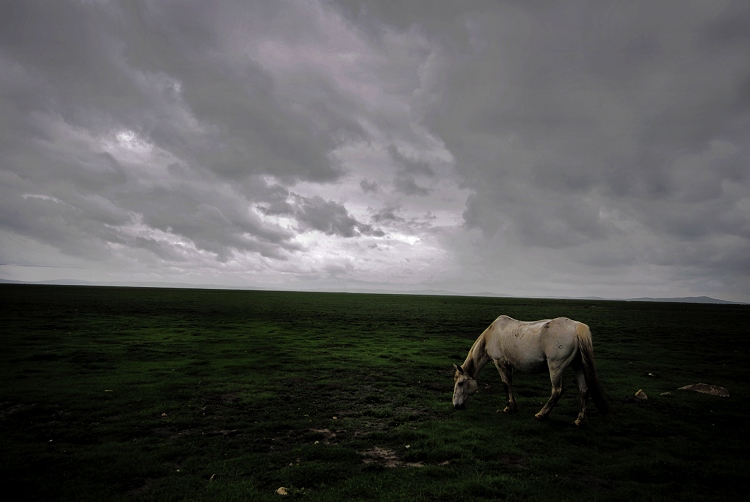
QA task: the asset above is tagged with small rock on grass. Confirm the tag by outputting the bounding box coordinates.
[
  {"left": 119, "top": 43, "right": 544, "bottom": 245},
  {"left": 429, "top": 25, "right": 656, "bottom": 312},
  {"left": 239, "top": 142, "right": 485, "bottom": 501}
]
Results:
[
  {"left": 276, "top": 487, "right": 288, "bottom": 496},
  {"left": 634, "top": 389, "right": 648, "bottom": 401}
]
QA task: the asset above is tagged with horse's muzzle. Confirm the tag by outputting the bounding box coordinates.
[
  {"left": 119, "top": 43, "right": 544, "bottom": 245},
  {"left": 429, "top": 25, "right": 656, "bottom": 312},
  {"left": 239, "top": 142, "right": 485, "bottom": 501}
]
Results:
[{"left": 453, "top": 403, "right": 466, "bottom": 410}]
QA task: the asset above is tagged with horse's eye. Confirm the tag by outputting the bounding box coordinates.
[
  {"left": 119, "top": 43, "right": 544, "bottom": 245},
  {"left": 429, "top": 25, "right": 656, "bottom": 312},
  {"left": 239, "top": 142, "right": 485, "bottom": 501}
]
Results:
[{"left": 458, "top": 381, "right": 464, "bottom": 387}]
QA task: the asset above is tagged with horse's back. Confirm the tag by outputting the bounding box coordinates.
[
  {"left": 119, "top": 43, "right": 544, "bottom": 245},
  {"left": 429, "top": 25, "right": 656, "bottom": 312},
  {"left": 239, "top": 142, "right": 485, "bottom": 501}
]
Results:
[
  {"left": 486, "top": 316, "right": 581, "bottom": 372},
  {"left": 492, "top": 316, "right": 576, "bottom": 336},
  {"left": 541, "top": 317, "right": 580, "bottom": 335}
]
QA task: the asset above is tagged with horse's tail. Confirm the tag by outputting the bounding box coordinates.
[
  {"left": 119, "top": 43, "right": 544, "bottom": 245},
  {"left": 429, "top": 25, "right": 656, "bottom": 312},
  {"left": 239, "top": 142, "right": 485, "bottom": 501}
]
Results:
[{"left": 575, "top": 323, "right": 610, "bottom": 416}]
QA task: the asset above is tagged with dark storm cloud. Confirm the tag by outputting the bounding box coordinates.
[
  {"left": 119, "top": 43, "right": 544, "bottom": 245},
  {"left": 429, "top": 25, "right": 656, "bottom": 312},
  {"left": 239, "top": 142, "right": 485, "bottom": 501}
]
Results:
[
  {"left": 260, "top": 193, "right": 385, "bottom": 238},
  {"left": 0, "top": 1, "right": 362, "bottom": 183},
  {"left": 0, "top": 0, "right": 370, "bottom": 265},
  {"left": 371, "top": 206, "right": 405, "bottom": 224},
  {"left": 388, "top": 144, "right": 433, "bottom": 196},
  {"left": 331, "top": 0, "right": 750, "bottom": 299},
  {"left": 388, "top": 145, "right": 434, "bottom": 177},
  {"left": 419, "top": 2, "right": 749, "bottom": 279},
  {"left": 0, "top": 191, "right": 119, "bottom": 261},
  {"left": 393, "top": 175, "right": 431, "bottom": 196},
  {"left": 360, "top": 179, "right": 379, "bottom": 194},
  {"left": 294, "top": 195, "right": 383, "bottom": 237},
  {"left": 128, "top": 184, "right": 301, "bottom": 261}
]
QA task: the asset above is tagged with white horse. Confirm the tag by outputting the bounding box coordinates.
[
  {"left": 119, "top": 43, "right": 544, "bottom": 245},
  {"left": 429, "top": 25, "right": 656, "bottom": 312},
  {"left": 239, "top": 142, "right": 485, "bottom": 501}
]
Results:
[{"left": 452, "top": 315, "right": 608, "bottom": 426}]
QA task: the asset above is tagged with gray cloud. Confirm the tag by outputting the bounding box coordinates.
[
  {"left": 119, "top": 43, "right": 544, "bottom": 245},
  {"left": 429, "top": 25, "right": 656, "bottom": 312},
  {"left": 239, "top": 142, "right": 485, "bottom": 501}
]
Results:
[
  {"left": 295, "top": 195, "right": 380, "bottom": 237},
  {"left": 262, "top": 194, "right": 385, "bottom": 238},
  {"left": 414, "top": 1, "right": 750, "bottom": 296},
  {"left": 371, "top": 206, "right": 405, "bottom": 224},
  {"left": 388, "top": 144, "right": 433, "bottom": 196},
  {"left": 0, "top": 0, "right": 370, "bottom": 267},
  {"left": 388, "top": 145, "right": 434, "bottom": 177},
  {"left": 1, "top": 0, "right": 748, "bottom": 301},
  {"left": 393, "top": 175, "right": 431, "bottom": 196},
  {"left": 360, "top": 179, "right": 379, "bottom": 194}
]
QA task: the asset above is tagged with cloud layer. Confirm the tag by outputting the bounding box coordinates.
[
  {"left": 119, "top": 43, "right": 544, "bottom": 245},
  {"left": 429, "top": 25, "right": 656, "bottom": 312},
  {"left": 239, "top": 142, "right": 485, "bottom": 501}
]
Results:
[{"left": 1, "top": 0, "right": 748, "bottom": 301}]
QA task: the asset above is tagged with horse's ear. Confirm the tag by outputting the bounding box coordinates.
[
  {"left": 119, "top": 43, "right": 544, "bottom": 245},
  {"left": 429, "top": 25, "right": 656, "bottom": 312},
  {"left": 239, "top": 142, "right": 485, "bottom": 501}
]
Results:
[{"left": 453, "top": 364, "right": 464, "bottom": 374}]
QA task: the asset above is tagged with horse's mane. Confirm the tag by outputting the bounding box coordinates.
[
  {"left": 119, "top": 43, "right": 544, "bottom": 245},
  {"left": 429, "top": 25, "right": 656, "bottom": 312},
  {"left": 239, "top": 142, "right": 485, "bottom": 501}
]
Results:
[{"left": 463, "top": 329, "right": 488, "bottom": 378}]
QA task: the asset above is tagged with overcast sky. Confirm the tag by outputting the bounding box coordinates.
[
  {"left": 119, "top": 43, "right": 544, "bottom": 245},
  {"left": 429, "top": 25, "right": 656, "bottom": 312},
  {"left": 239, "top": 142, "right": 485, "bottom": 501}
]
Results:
[{"left": 1, "top": 0, "right": 749, "bottom": 301}]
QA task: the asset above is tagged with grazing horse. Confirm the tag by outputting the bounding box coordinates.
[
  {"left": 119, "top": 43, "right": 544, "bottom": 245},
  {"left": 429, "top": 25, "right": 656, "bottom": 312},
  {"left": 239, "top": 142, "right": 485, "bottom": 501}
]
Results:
[{"left": 452, "top": 315, "right": 608, "bottom": 426}]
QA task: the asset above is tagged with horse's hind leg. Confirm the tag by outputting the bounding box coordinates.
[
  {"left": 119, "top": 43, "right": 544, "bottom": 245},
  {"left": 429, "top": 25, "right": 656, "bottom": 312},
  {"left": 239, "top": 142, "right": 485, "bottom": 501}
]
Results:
[
  {"left": 574, "top": 365, "right": 589, "bottom": 427},
  {"left": 535, "top": 367, "right": 563, "bottom": 421},
  {"left": 493, "top": 361, "right": 517, "bottom": 413}
]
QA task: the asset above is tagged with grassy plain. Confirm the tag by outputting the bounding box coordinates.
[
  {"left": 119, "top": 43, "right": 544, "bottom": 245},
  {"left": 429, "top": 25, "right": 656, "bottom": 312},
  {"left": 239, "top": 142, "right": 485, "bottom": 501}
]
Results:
[{"left": 1, "top": 284, "right": 749, "bottom": 501}]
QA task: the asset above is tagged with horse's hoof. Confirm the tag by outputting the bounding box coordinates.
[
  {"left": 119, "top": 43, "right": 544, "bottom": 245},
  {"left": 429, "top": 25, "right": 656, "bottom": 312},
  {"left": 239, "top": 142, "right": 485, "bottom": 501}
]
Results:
[
  {"left": 502, "top": 406, "right": 517, "bottom": 414},
  {"left": 534, "top": 412, "right": 548, "bottom": 421},
  {"left": 574, "top": 418, "right": 586, "bottom": 427}
]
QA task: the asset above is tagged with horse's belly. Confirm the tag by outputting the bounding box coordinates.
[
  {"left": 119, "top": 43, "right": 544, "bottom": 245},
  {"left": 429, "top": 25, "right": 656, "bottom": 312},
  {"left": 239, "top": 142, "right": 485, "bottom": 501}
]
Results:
[
  {"left": 497, "top": 352, "right": 547, "bottom": 373},
  {"left": 490, "top": 341, "right": 548, "bottom": 373},
  {"left": 513, "top": 358, "right": 548, "bottom": 374}
]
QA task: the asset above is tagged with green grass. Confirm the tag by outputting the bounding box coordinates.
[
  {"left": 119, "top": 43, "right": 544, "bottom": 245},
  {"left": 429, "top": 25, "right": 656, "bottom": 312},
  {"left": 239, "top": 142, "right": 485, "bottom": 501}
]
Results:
[{"left": 1, "top": 284, "right": 749, "bottom": 501}]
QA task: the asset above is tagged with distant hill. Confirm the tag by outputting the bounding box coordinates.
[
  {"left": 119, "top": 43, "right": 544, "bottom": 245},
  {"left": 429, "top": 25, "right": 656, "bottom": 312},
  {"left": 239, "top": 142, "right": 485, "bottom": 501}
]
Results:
[
  {"left": 0, "top": 280, "right": 744, "bottom": 304},
  {"left": 624, "top": 296, "right": 742, "bottom": 304}
]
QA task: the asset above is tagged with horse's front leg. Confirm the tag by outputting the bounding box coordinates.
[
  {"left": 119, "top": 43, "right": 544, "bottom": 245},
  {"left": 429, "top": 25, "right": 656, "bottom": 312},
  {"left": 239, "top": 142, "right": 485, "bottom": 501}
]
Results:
[
  {"left": 493, "top": 361, "right": 517, "bottom": 413},
  {"left": 535, "top": 366, "right": 564, "bottom": 420}
]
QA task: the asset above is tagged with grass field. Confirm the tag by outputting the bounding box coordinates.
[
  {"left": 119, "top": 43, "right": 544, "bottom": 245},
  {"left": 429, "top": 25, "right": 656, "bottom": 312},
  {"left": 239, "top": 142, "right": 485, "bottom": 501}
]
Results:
[{"left": 1, "top": 284, "right": 749, "bottom": 501}]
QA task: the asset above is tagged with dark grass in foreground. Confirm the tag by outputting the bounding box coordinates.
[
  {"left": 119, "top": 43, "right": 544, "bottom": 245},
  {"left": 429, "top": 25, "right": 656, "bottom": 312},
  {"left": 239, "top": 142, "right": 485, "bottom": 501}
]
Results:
[{"left": 1, "top": 284, "right": 749, "bottom": 501}]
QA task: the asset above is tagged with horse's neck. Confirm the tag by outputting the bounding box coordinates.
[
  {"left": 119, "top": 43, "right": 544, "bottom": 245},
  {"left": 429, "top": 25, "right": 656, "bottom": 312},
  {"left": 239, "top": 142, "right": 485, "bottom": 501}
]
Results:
[{"left": 463, "top": 333, "right": 490, "bottom": 379}]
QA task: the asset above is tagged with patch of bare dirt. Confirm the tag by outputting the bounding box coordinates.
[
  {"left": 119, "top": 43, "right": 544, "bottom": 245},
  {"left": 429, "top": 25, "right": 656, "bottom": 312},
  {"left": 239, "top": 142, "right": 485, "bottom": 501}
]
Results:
[
  {"left": 0, "top": 401, "right": 37, "bottom": 419},
  {"left": 678, "top": 383, "right": 729, "bottom": 397},
  {"left": 151, "top": 427, "right": 240, "bottom": 439},
  {"left": 309, "top": 428, "right": 337, "bottom": 443},
  {"left": 360, "top": 446, "right": 423, "bottom": 468},
  {"left": 202, "top": 429, "right": 240, "bottom": 437}
]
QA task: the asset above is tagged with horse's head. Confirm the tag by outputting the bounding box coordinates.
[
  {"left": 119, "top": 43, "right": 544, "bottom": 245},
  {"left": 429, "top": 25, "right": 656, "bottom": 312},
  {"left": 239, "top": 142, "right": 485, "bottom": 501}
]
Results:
[{"left": 452, "top": 363, "right": 478, "bottom": 410}]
